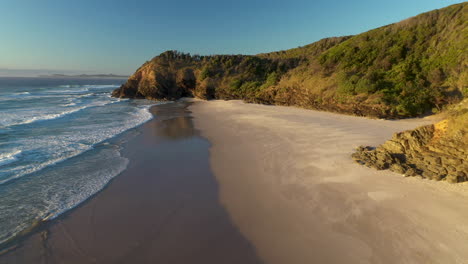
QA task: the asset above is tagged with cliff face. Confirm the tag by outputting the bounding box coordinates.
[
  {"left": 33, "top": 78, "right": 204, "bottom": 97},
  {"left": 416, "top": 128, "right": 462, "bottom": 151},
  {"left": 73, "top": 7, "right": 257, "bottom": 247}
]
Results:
[
  {"left": 352, "top": 100, "right": 468, "bottom": 182},
  {"left": 113, "top": 51, "right": 302, "bottom": 102},
  {"left": 112, "top": 55, "right": 197, "bottom": 100},
  {"left": 114, "top": 3, "right": 467, "bottom": 119}
]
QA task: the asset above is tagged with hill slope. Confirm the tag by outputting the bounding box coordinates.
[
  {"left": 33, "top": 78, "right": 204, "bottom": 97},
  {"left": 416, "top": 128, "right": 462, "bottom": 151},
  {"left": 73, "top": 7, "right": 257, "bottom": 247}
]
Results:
[{"left": 113, "top": 3, "right": 467, "bottom": 118}]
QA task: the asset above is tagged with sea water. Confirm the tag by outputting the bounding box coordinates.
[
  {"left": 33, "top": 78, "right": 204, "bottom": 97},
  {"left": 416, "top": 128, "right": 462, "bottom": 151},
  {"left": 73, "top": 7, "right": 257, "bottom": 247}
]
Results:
[{"left": 0, "top": 77, "right": 155, "bottom": 245}]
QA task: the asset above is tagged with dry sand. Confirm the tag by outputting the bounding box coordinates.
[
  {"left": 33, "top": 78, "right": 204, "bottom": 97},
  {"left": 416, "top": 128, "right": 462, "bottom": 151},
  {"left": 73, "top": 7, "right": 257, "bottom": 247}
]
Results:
[{"left": 191, "top": 100, "right": 468, "bottom": 264}]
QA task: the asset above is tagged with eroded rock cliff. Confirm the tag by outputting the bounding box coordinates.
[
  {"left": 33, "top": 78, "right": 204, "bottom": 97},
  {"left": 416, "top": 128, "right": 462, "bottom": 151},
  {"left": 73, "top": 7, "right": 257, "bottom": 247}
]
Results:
[{"left": 352, "top": 101, "right": 468, "bottom": 182}]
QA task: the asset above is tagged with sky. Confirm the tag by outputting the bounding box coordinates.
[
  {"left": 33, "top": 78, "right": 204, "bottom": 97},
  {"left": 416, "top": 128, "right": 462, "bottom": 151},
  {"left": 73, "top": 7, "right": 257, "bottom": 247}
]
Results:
[{"left": 0, "top": 0, "right": 464, "bottom": 76}]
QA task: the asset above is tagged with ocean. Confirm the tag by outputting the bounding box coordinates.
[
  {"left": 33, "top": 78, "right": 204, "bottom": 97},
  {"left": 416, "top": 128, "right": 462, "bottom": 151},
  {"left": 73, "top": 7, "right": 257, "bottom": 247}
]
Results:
[{"left": 0, "top": 77, "right": 156, "bottom": 246}]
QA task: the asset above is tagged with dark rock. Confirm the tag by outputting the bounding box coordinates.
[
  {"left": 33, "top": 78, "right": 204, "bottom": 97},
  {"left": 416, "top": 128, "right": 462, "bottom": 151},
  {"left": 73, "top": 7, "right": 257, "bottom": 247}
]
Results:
[{"left": 352, "top": 108, "right": 467, "bottom": 183}]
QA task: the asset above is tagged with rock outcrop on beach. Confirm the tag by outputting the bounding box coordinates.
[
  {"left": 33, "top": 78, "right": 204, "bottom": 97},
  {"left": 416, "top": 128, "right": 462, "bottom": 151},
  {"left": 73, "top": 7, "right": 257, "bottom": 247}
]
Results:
[
  {"left": 114, "top": 3, "right": 467, "bottom": 119},
  {"left": 352, "top": 100, "right": 468, "bottom": 182}
]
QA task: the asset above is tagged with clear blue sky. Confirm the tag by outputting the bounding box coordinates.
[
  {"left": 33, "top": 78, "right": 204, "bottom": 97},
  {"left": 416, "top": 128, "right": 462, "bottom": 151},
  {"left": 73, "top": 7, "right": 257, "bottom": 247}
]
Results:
[{"left": 0, "top": 0, "right": 464, "bottom": 76}]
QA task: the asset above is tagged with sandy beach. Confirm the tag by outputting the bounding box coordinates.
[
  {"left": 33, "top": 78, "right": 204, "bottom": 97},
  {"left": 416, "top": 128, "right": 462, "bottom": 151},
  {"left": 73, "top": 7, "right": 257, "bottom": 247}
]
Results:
[{"left": 191, "top": 100, "right": 468, "bottom": 264}]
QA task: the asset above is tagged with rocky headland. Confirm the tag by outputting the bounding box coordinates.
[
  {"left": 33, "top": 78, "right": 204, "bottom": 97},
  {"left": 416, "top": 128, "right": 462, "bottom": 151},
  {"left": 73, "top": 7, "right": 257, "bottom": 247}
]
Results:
[
  {"left": 113, "top": 3, "right": 467, "bottom": 182},
  {"left": 113, "top": 3, "right": 466, "bottom": 119}
]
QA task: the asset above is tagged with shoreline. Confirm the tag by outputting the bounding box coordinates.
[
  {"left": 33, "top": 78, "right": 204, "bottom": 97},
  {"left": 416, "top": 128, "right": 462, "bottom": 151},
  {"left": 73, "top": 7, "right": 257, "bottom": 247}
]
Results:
[
  {"left": 0, "top": 103, "right": 150, "bottom": 250},
  {"left": 2, "top": 99, "right": 467, "bottom": 263},
  {"left": 0, "top": 101, "right": 262, "bottom": 264}
]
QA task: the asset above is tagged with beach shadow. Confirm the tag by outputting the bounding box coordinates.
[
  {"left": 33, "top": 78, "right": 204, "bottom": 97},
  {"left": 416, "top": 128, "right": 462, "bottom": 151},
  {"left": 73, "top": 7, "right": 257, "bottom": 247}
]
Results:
[{"left": 0, "top": 101, "right": 263, "bottom": 264}]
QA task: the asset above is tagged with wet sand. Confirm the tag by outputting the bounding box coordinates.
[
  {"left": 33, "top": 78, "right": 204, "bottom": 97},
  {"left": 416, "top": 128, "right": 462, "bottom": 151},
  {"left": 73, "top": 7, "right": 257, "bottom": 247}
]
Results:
[
  {"left": 191, "top": 100, "right": 468, "bottom": 264},
  {"left": 0, "top": 101, "right": 262, "bottom": 264}
]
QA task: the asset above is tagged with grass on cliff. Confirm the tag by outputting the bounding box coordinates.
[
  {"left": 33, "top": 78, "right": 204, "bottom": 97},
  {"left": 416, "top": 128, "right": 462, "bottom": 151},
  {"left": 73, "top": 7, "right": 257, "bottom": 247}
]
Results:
[
  {"left": 234, "top": 3, "right": 467, "bottom": 117},
  {"left": 120, "top": 3, "right": 467, "bottom": 119},
  {"left": 317, "top": 3, "right": 467, "bottom": 116}
]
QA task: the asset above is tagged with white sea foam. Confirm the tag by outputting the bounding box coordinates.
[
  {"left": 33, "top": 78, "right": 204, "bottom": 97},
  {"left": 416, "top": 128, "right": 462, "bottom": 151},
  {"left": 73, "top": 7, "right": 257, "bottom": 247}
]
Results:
[
  {"left": 0, "top": 107, "right": 87, "bottom": 128},
  {"left": 58, "top": 84, "right": 119, "bottom": 89},
  {"left": 0, "top": 150, "right": 22, "bottom": 167},
  {"left": 5, "top": 92, "right": 31, "bottom": 96},
  {"left": 0, "top": 146, "right": 130, "bottom": 245},
  {"left": 0, "top": 94, "right": 70, "bottom": 102},
  {"left": 77, "top": 93, "right": 95, "bottom": 98},
  {"left": 0, "top": 103, "right": 151, "bottom": 243},
  {"left": 0, "top": 91, "right": 32, "bottom": 100},
  {"left": 84, "top": 84, "right": 120, "bottom": 89},
  {"left": 0, "top": 155, "right": 77, "bottom": 185},
  {"left": 49, "top": 151, "right": 129, "bottom": 219},
  {"left": 0, "top": 104, "right": 154, "bottom": 185},
  {"left": 0, "top": 95, "right": 120, "bottom": 128},
  {"left": 32, "top": 85, "right": 118, "bottom": 97},
  {"left": 46, "top": 88, "right": 90, "bottom": 93}
]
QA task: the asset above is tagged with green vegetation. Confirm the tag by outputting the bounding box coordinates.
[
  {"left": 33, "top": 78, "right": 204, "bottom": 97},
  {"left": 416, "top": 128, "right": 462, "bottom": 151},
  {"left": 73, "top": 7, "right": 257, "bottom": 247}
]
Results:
[
  {"left": 114, "top": 3, "right": 467, "bottom": 118},
  {"left": 318, "top": 3, "right": 467, "bottom": 116}
]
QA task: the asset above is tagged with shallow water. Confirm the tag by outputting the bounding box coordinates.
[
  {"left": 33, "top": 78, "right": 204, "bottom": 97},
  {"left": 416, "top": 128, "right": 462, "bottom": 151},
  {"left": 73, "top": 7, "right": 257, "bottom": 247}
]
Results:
[{"left": 0, "top": 77, "right": 156, "bottom": 245}]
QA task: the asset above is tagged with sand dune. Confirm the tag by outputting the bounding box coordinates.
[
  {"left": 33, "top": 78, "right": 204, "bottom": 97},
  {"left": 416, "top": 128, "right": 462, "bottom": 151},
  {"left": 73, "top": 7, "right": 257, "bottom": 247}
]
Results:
[{"left": 191, "top": 100, "right": 468, "bottom": 264}]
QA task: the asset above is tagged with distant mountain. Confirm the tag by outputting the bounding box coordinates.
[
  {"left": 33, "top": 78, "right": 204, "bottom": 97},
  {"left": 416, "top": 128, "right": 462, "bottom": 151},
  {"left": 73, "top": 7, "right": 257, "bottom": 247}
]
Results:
[
  {"left": 113, "top": 2, "right": 467, "bottom": 119},
  {"left": 40, "top": 74, "right": 129, "bottom": 79}
]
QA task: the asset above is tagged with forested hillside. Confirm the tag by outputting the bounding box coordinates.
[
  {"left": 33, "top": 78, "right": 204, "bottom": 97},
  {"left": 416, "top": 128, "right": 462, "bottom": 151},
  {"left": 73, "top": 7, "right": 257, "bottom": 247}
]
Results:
[{"left": 113, "top": 3, "right": 467, "bottom": 118}]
